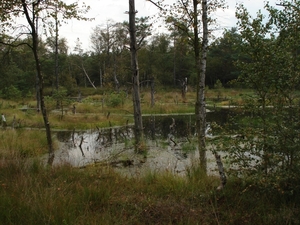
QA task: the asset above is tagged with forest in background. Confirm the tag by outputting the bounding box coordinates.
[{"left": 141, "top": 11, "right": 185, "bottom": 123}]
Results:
[
  {"left": 1, "top": 1, "right": 300, "bottom": 223},
  {"left": 0, "top": 17, "right": 240, "bottom": 99},
  {"left": 1, "top": 0, "right": 299, "bottom": 110}
]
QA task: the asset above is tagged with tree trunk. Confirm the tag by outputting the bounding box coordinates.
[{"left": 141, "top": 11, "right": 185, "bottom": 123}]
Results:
[
  {"left": 215, "top": 153, "right": 227, "bottom": 190},
  {"left": 129, "top": 0, "right": 143, "bottom": 150},
  {"left": 35, "top": 16, "right": 41, "bottom": 113},
  {"left": 150, "top": 77, "right": 155, "bottom": 107},
  {"left": 194, "top": 0, "right": 207, "bottom": 173},
  {"left": 113, "top": 56, "right": 120, "bottom": 93},
  {"left": 22, "top": 0, "right": 54, "bottom": 165},
  {"left": 99, "top": 67, "right": 103, "bottom": 88},
  {"left": 82, "top": 64, "right": 97, "bottom": 89},
  {"left": 36, "top": 73, "right": 41, "bottom": 112},
  {"left": 34, "top": 32, "right": 55, "bottom": 165},
  {"left": 173, "top": 34, "right": 176, "bottom": 87},
  {"left": 55, "top": 6, "right": 59, "bottom": 109},
  {"left": 181, "top": 77, "right": 187, "bottom": 101}
]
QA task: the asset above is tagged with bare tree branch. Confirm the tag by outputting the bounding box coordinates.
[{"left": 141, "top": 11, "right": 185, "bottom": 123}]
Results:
[
  {"left": 146, "top": 0, "right": 163, "bottom": 10},
  {"left": 0, "top": 40, "right": 31, "bottom": 50},
  {"left": 81, "top": 63, "right": 97, "bottom": 89}
]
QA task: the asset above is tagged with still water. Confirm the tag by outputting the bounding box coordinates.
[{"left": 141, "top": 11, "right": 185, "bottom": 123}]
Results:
[{"left": 48, "top": 109, "right": 231, "bottom": 176}]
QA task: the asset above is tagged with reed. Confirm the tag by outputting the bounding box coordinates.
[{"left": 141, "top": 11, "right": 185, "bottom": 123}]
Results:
[{"left": 0, "top": 129, "right": 48, "bottom": 158}]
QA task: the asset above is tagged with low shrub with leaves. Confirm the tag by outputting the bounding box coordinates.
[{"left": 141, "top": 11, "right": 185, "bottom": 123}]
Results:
[
  {"left": 106, "top": 92, "right": 126, "bottom": 108},
  {"left": 1, "top": 85, "right": 22, "bottom": 100}
]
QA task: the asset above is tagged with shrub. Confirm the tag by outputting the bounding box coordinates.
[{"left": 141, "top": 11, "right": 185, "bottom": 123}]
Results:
[
  {"left": 1, "top": 85, "right": 22, "bottom": 100},
  {"left": 106, "top": 92, "right": 125, "bottom": 108},
  {"left": 214, "top": 79, "right": 223, "bottom": 89}
]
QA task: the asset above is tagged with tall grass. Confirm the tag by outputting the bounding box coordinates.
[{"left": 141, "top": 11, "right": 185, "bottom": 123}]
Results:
[
  {"left": 0, "top": 157, "right": 218, "bottom": 225},
  {"left": 0, "top": 89, "right": 299, "bottom": 224},
  {"left": 1, "top": 157, "right": 298, "bottom": 225},
  {"left": 0, "top": 129, "right": 49, "bottom": 158},
  {"left": 0, "top": 88, "right": 252, "bottom": 131}
]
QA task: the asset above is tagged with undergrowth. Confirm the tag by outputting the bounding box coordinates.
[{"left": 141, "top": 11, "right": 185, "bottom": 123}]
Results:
[
  {"left": 0, "top": 89, "right": 299, "bottom": 224},
  {"left": 0, "top": 88, "right": 245, "bottom": 130},
  {"left": 0, "top": 158, "right": 299, "bottom": 224}
]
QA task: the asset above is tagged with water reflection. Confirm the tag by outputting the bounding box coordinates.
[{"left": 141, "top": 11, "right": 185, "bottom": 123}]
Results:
[{"left": 51, "top": 110, "right": 230, "bottom": 174}]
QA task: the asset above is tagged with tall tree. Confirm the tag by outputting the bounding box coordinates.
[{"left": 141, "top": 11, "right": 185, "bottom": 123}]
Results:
[
  {"left": 207, "top": 28, "right": 242, "bottom": 87},
  {"left": 140, "top": 33, "right": 174, "bottom": 87},
  {"left": 90, "top": 17, "right": 151, "bottom": 89},
  {"left": 0, "top": 36, "right": 35, "bottom": 95},
  {"left": 129, "top": 0, "right": 144, "bottom": 150},
  {"left": 54, "top": 4, "right": 59, "bottom": 102},
  {"left": 159, "top": 0, "right": 225, "bottom": 173},
  {"left": 196, "top": 0, "right": 208, "bottom": 173},
  {"left": 90, "top": 20, "right": 116, "bottom": 87},
  {"left": 0, "top": 0, "right": 90, "bottom": 164}
]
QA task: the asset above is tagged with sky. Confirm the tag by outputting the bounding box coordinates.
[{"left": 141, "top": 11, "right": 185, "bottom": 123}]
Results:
[{"left": 59, "top": 0, "right": 279, "bottom": 52}]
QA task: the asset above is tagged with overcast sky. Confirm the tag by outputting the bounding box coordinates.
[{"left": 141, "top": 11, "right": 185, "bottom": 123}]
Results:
[{"left": 59, "top": 0, "right": 279, "bottom": 52}]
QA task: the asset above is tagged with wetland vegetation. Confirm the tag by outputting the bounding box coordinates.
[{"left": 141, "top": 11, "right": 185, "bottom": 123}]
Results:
[
  {"left": 1, "top": 88, "right": 299, "bottom": 224},
  {"left": 1, "top": 0, "right": 300, "bottom": 223}
]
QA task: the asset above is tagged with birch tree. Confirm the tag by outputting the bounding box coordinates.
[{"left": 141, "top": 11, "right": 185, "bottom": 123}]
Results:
[
  {"left": 129, "top": 0, "right": 144, "bottom": 150},
  {"left": 155, "top": 0, "right": 225, "bottom": 173},
  {"left": 197, "top": 0, "right": 208, "bottom": 173}
]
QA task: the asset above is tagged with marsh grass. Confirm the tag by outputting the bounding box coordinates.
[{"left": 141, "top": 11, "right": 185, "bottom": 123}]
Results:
[
  {"left": 1, "top": 155, "right": 297, "bottom": 225},
  {"left": 0, "top": 89, "right": 300, "bottom": 224},
  {"left": 1, "top": 88, "right": 250, "bottom": 131},
  {"left": 0, "top": 135, "right": 298, "bottom": 225},
  {"left": 0, "top": 129, "right": 49, "bottom": 158}
]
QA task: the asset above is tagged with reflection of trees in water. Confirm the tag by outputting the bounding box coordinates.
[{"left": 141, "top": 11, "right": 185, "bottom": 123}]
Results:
[
  {"left": 52, "top": 110, "right": 233, "bottom": 176},
  {"left": 143, "top": 115, "right": 194, "bottom": 140},
  {"left": 56, "top": 125, "right": 135, "bottom": 149},
  {"left": 56, "top": 131, "right": 73, "bottom": 142},
  {"left": 143, "top": 110, "right": 231, "bottom": 140},
  {"left": 56, "top": 110, "right": 231, "bottom": 146}
]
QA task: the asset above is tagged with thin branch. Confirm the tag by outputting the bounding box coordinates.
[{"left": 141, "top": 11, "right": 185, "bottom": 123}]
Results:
[
  {"left": 276, "top": 3, "right": 288, "bottom": 7},
  {"left": 0, "top": 40, "right": 32, "bottom": 50},
  {"left": 146, "top": 0, "right": 163, "bottom": 10},
  {"left": 137, "top": 36, "right": 145, "bottom": 49},
  {"left": 179, "top": 0, "right": 194, "bottom": 24}
]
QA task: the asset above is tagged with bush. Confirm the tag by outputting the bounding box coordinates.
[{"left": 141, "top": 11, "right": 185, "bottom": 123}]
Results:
[
  {"left": 1, "top": 85, "right": 22, "bottom": 100},
  {"left": 214, "top": 79, "right": 223, "bottom": 89},
  {"left": 106, "top": 92, "right": 126, "bottom": 108}
]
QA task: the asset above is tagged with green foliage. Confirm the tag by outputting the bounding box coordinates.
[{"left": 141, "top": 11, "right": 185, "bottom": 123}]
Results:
[
  {"left": 213, "top": 1, "right": 300, "bottom": 197},
  {"left": 181, "top": 141, "right": 196, "bottom": 154},
  {"left": 0, "top": 19, "right": 244, "bottom": 93},
  {"left": 52, "top": 88, "right": 68, "bottom": 101},
  {"left": 214, "top": 79, "right": 223, "bottom": 89},
  {"left": 1, "top": 85, "right": 21, "bottom": 100},
  {"left": 44, "top": 96, "right": 56, "bottom": 111},
  {"left": 207, "top": 28, "right": 242, "bottom": 87},
  {"left": 106, "top": 92, "right": 126, "bottom": 108}
]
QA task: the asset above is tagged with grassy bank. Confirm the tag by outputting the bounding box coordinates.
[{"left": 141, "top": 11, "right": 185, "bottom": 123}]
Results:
[
  {"left": 0, "top": 88, "right": 248, "bottom": 130},
  {"left": 0, "top": 158, "right": 298, "bottom": 225},
  {"left": 0, "top": 128, "right": 298, "bottom": 224},
  {"left": 1, "top": 88, "right": 299, "bottom": 224}
]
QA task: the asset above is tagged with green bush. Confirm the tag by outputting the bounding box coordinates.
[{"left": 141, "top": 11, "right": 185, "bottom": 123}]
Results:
[
  {"left": 106, "top": 92, "right": 125, "bottom": 108},
  {"left": 214, "top": 79, "right": 223, "bottom": 89},
  {"left": 1, "top": 85, "right": 22, "bottom": 100}
]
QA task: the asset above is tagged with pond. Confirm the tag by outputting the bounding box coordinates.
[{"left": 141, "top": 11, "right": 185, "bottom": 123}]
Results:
[{"left": 47, "top": 109, "right": 231, "bottom": 176}]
